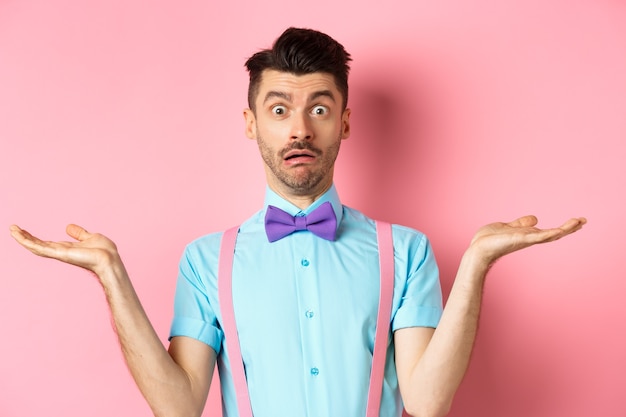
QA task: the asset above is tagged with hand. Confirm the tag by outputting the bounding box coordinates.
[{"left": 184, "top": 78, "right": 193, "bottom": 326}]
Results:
[
  {"left": 468, "top": 215, "right": 587, "bottom": 266},
  {"left": 9, "top": 224, "right": 122, "bottom": 278}
]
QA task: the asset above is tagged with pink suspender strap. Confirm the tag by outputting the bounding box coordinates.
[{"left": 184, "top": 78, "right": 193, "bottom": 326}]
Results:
[
  {"left": 218, "top": 226, "right": 253, "bottom": 417},
  {"left": 366, "top": 220, "right": 395, "bottom": 417},
  {"left": 218, "top": 221, "right": 395, "bottom": 417}
]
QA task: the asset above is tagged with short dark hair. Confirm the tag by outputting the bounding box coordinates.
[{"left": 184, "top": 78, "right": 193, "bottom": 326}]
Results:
[{"left": 245, "top": 27, "right": 352, "bottom": 112}]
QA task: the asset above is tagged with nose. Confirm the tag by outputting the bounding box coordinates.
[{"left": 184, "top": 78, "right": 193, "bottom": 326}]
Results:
[{"left": 290, "top": 111, "right": 313, "bottom": 141}]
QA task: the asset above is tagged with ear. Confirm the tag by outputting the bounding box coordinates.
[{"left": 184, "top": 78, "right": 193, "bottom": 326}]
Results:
[
  {"left": 341, "top": 108, "right": 351, "bottom": 140},
  {"left": 243, "top": 108, "right": 257, "bottom": 140}
]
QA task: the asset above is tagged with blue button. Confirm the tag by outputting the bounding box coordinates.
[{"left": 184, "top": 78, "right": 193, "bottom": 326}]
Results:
[
  {"left": 305, "top": 310, "right": 314, "bottom": 319},
  {"left": 310, "top": 367, "right": 319, "bottom": 376},
  {"left": 301, "top": 259, "right": 310, "bottom": 267}
]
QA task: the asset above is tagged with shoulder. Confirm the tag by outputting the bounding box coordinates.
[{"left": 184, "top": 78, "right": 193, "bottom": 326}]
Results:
[
  {"left": 391, "top": 223, "right": 429, "bottom": 248},
  {"left": 185, "top": 231, "right": 223, "bottom": 252},
  {"left": 179, "top": 232, "right": 224, "bottom": 275},
  {"left": 182, "top": 209, "right": 265, "bottom": 260},
  {"left": 342, "top": 205, "right": 429, "bottom": 247}
]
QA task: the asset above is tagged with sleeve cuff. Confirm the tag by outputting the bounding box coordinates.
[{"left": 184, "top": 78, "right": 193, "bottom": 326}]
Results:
[
  {"left": 169, "top": 316, "right": 223, "bottom": 354},
  {"left": 392, "top": 304, "right": 442, "bottom": 331}
]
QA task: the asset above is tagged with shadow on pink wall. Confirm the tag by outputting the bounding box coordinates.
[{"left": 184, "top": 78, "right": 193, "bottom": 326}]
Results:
[{"left": 337, "top": 55, "right": 594, "bottom": 416}]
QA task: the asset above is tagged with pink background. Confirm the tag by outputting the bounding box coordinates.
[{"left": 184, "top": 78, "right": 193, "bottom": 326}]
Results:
[{"left": 1, "top": 1, "right": 624, "bottom": 416}]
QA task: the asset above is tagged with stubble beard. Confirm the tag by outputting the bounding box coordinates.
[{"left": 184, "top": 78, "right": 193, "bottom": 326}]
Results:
[{"left": 257, "top": 133, "right": 342, "bottom": 196}]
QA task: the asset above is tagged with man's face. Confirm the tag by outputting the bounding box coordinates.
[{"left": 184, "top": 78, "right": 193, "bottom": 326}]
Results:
[{"left": 244, "top": 70, "right": 351, "bottom": 199}]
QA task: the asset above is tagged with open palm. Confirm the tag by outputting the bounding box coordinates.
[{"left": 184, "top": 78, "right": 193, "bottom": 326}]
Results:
[
  {"left": 9, "top": 224, "right": 120, "bottom": 277},
  {"left": 470, "top": 215, "right": 587, "bottom": 265}
]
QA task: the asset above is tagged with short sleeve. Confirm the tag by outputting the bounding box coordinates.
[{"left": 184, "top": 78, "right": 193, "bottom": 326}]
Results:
[
  {"left": 392, "top": 231, "right": 443, "bottom": 331},
  {"left": 169, "top": 237, "right": 224, "bottom": 354}
]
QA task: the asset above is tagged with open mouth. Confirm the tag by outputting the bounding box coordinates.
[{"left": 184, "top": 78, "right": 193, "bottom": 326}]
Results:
[{"left": 284, "top": 150, "right": 316, "bottom": 162}]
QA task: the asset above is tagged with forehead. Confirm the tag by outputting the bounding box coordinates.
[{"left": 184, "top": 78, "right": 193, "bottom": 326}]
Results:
[{"left": 256, "top": 70, "right": 341, "bottom": 103}]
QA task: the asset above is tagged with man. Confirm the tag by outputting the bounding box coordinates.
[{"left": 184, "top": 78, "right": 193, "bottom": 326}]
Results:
[{"left": 10, "top": 27, "right": 585, "bottom": 417}]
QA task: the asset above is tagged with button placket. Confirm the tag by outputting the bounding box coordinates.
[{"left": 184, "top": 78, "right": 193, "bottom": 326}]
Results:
[{"left": 292, "top": 235, "right": 323, "bottom": 390}]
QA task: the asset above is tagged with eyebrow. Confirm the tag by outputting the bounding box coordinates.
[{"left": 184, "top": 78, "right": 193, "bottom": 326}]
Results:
[
  {"left": 263, "top": 91, "right": 291, "bottom": 105},
  {"left": 262, "top": 89, "right": 337, "bottom": 105},
  {"left": 310, "top": 90, "right": 336, "bottom": 103}
]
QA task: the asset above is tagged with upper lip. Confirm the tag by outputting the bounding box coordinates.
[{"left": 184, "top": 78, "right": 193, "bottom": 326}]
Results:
[{"left": 283, "top": 149, "right": 316, "bottom": 160}]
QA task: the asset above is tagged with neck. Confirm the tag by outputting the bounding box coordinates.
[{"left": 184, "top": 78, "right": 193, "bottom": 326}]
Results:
[{"left": 269, "top": 182, "right": 333, "bottom": 210}]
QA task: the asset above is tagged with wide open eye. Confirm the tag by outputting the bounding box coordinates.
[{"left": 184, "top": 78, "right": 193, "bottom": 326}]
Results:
[
  {"left": 311, "top": 105, "right": 329, "bottom": 116},
  {"left": 272, "top": 105, "right": 287, "bottom": 116}
]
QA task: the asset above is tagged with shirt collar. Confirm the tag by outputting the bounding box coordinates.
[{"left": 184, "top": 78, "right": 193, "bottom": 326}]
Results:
[{"left": 263, "top": 184, "right": 344, "bottom": 226}]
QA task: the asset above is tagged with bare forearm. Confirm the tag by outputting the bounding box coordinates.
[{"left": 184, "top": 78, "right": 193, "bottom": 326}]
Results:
[
  {"left": 403, "top": 248, "right": 489, "bottom": 417},
  {"left": 98, "top": 260, "right": 204, "bottom": 417},
  {"left": 9, "top": 225, "right": 210, "bottom": 417},
  {"left": 400, "top": 216, "right": 586, "bottom": 416}
]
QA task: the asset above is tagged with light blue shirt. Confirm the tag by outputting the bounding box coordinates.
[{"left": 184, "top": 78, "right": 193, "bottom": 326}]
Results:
[{"left": 170, "top": 185, "right": 443, "bottom": 417}]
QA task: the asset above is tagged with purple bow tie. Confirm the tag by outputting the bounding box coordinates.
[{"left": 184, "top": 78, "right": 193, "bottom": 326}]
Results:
[{"left": 265, "top": 201, "right": 337, "bottom": 243}]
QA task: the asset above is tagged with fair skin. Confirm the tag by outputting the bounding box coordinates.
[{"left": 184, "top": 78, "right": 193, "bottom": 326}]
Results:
[
  {"left": 9, "top": 69, "right": 586, "bottom": 417},
  {"left": 243, "top": 70, "right": 351, "bottom": 208}
]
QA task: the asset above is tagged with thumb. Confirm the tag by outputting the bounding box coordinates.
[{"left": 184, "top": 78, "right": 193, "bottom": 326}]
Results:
[
  {"left": 66, "top": 224, "right": 91, "bottom": 241},
  {"left": 507, "top": 215, "right": 539, "bottom": 228}
]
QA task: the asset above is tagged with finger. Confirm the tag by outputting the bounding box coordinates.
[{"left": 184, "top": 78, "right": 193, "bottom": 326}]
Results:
[
  {"left": 66, "top": 224, "right": 91, "bottom": 241},
  {"left": 10, "top": 225, "right": 42, "bottom": 247},
  {"left": 529, "top": 217, "right": 587, "bottom": 244},
  {"left": 529, "top": 228, "right": 568, "bottom": 243},
  {"left": 557, "top": 217, "right": 587, "bottom": 235},
  {"left": 9, "top": 225, "right": 59, "bottom": 256},
  {"left": 9, "top": 224, "right": 22, "bottom": 237}
]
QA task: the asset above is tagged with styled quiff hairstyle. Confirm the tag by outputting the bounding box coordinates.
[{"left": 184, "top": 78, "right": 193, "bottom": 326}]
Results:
[{"left": 245, "top": 27, "right": 352, "bottom": 112}]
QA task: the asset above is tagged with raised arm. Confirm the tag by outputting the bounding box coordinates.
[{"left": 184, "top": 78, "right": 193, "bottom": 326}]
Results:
[
  {"left": 394, "top": 215, "right": 586, "bottom": 417},
  {"left": 9, "top": 224, "right": 215, "bottom": 417}
]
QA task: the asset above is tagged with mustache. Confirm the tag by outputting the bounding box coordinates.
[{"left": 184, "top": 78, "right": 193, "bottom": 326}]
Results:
[{"left": 280, "top": 141, "right": 322, "bottom": 157}]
